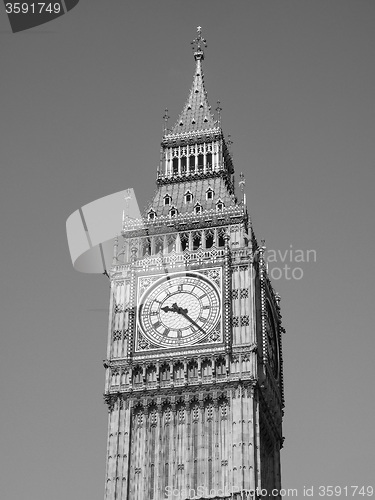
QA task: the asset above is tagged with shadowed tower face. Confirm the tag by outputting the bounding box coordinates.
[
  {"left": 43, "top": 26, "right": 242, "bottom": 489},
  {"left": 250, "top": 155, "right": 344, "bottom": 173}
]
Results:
[{"left": 103, "top": 27, "right": 285, "bottom": 500}]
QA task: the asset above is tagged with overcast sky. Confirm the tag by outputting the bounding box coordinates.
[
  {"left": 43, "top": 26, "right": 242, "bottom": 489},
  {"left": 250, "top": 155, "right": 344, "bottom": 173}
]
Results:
[{"left": 1, "top": 1, "right": 374, "bottom": 499}]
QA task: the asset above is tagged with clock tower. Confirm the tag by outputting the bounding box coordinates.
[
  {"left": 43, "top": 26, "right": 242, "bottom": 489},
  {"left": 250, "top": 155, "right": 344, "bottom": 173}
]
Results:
[{"left": 103, "top": 28, "right": 285, "bottom": 500}]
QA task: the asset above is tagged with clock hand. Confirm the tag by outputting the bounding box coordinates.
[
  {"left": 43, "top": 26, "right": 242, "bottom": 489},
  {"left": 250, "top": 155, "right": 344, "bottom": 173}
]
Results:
[
  {"left": 178, "top": 309, "right": 206, "bottom": 334},
  {"left": 161, "top": 305, "right": 174, "bottom": 313},
  {"left": 161, "top": 303, "right": 188, "bottom": 314},
  {"left": 170, "top": 303, "right": 188, "bottom": 315}
]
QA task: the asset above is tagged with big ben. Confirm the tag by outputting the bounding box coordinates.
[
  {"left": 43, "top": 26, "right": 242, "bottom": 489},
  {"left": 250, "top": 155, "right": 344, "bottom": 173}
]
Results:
[{"left": 103, "top": 27, "right": 285, "bottom": 500}]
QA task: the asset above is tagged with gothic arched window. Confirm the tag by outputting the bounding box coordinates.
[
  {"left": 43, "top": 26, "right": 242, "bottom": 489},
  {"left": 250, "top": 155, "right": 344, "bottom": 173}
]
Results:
[
  {"left": 184, "top": 191, "right": 193, "bottom": 203},
  {"left": 164, "top": 194, "right": 172, "bottom": 206},
  {"left": 206, "top": 188, "right": 214, "bottom": 200},
  {"left": 216, "top": 358, "right": 226, "bottom": 378},
  {"left": 205, "top": 229, "right": 214, "bottom": 249},
  {"left": 142, "top": 238, "right": 151, "bottom": 256},
  {"left": 202, "top": 359, "right": 212, "bottom": 377},
  {"left": 148, "top": 209, "right": 156, "bottom": 221},
  {"left": 181, "top": 156, "right": 187, "bottom": 173},
  {"left": 160, "top": 364, "right": 170, "bottom": 383},
  {"left": 172, "top": 157, "right": 178, "bottom": 175},
  {"left": 197, "top": 154, "right": 204, "bottom": 171},
  {"left": 169, "top": 207, "right": 178, "bottom": 218},
  {"left": 218, "top": 229, "right": 226, "bottom": 247},
  {"left": 189, "top": 156, "right": 195, "bottom": 172},
  {"left": 180, "top": 232, "right": 189, "bottom": 251},
  {"left": 154, "top": 236, "right": 163, "bottom": 254},
  {"left": 192, "top": 231, "right": 201, "bottom": 250},
  {"left": 187, "top": 361, "right": 198, "bottom": 381},
  {"left": 133, "top": 366, "right": 143, "bottom": 386},
  {"left": 173, "top": 362, "right": 184, "bottom": 382},
  {"left": 206, "top": 153, "right": 212, "bottom": 169},
  {"left": 216, "top": 199, "right": 225, "bottom": 211},
  {"left": 194, "top": 203, "right": 202, "bottom": 215}
]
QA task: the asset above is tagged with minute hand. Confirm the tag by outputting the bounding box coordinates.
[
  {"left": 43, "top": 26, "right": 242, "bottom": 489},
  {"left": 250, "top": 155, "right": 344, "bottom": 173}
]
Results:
[{"left": 179, "top": 310, "right": 206, "bottom": 334}]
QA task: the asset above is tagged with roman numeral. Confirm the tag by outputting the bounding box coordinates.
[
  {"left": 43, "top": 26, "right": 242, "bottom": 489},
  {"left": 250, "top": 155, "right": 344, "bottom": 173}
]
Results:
[{"left": 153, "top": 321, "right": 161, "bottom": 329}]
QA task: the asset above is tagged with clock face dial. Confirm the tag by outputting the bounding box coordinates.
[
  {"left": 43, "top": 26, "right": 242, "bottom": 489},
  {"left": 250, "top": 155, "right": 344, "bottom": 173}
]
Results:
[
  {"left": 138, "top": 272, "right": 221, "bottom": 348},
  {"left": 266, "top": 301, "right": 279, "bottom": 379}
]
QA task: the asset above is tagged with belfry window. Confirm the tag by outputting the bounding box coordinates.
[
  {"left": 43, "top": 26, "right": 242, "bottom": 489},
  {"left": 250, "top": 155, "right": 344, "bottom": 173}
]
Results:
[
  {"left": 181, "top": 156, "right": 187, "bottom": 173},
  {"left": 206, "top": 188, "right": 214, "bottom": 200},
  {"left": 189, "top": 156, "right": 195, "bottom": 172},
  {"left": 206, "top": 153, "right": 212, "bottom": 169},
  {"left": 169, "top": 207, "right": 178, "bottom": 218},
  {"left": 197, "top": 154, "right": 204, "bottom": 171},
  {"left": 172, "top": 157, "right": 178, "bottom": 175}
]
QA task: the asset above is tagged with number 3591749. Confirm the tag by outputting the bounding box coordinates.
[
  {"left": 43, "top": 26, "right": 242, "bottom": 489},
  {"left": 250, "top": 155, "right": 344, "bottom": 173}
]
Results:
[{"left": 5, "top": 3, "right": 62, "bottom": 14}]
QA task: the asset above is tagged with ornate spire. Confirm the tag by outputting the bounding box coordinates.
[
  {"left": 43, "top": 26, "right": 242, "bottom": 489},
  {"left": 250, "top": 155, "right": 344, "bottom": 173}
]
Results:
[{"left": 166, "top": 27, "right": 217, "bottom": 136}]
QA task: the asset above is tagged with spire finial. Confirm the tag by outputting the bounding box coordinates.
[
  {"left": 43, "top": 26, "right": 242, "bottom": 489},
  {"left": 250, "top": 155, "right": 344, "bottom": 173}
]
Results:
[
  {"left": 227, "top": 134, "right": 233, "bottom": 155},
  {"left": 163, "top": 108, "right": 170, "bottom": 134},
  {"left": 216, "top": 100, "right": 222, "bottom": 126},
  {"left": 191, "top": 26, "right": 207, "bottom": 60},
  {"left": 239, "top": 172, "right": 246, "bottom": 205}
]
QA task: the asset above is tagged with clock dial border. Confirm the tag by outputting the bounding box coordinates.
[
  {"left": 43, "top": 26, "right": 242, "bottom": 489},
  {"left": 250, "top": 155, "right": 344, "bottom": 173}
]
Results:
[{"left": 135, "top": 269, "right": 222, "bottom": 351}]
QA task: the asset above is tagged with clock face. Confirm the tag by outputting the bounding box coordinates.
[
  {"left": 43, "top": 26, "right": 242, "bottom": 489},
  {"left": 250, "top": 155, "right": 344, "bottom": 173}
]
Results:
[
  {"left": 265, "top": 301, "right": 279, "bottom": 379},
  {"left": 138, "top": 271, "right": 221, "bottom": 348}
]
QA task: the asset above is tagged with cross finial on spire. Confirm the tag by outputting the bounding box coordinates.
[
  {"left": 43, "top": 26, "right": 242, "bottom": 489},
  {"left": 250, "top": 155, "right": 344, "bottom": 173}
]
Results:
[{"left": 191, "top": 26, "right": 207, "bottom": 60}]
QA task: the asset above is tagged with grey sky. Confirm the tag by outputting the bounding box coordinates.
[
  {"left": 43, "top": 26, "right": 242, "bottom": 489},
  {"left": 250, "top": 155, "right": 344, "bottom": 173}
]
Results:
[{"left": 1, "top": 1, "right": 374, "bottom": 499}]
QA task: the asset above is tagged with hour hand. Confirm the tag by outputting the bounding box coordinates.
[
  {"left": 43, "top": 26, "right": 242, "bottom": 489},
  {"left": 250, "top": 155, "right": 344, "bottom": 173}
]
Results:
[
  {"left": 161, "top": 305, "right": 173, "bottom": 313},
  {"left": 171, "top": 303, "right": 188, "bottom": 315}
]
